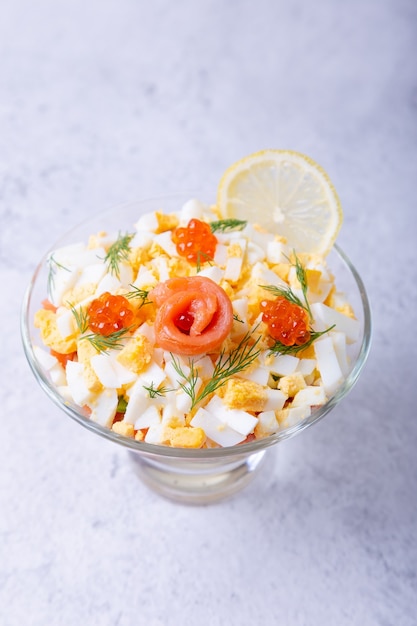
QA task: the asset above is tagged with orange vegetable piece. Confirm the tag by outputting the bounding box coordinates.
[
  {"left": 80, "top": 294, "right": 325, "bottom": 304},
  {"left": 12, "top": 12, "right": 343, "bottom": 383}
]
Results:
[
  {"left": 50, "top": 349, "right": 77, "bottom": 368},
  {"left": 42, "top": 299, "right": 57, "bottom": 313}
]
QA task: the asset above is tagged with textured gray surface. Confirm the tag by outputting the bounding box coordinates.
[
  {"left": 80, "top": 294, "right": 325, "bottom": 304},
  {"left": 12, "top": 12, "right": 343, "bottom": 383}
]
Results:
[{"left": 1, "top": 1, "right": 416, "bottom": 624}]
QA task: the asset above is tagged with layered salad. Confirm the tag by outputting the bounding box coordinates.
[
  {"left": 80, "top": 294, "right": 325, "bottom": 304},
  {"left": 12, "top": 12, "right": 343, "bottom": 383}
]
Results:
[{"left": 33, "top": 195, "right": 360, "bottom": 448}]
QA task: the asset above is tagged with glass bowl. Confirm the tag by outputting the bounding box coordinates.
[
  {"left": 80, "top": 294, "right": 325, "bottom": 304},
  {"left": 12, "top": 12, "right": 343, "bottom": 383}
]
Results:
[{"left": 21, "top": 194, "right": 372, "bottom": 504}]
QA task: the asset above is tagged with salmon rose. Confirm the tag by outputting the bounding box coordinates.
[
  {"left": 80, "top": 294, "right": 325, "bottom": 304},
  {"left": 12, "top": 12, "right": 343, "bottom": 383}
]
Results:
[{"left": 150, "top": 276, "right": 233, "bottom": 356}]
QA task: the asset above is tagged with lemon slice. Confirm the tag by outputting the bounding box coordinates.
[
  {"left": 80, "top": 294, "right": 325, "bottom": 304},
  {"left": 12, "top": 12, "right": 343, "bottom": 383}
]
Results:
[{"left": 217, "top": 149, "right": 343, "bottom": 255}]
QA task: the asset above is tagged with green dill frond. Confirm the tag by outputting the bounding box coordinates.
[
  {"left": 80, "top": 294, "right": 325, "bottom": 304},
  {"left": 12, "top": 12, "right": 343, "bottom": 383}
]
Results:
[
  {"left": 125, "top": 285, "right": 152, "bottom": 307},
  {"left": 47, "top": 254, "right": 70, "bottom": 295},
  {"left": 268, "top": 325, "right": 335, "bottom": 356},
  {"left": 142, "top": 382, "right": 174, "bottom": 399},
  {"left": 196, "top": 250, "right": 214, "bottom": 273},
  {"left": 293, "top": 251, "right": 312, "bottom": 318},
  {"left": 70, "top": 304, "right": 90, "bottom": 334},
  {"left": 70, "top": 299, "right": 132, "bottom": 352},
  {"left": 260, "top": 284, "right": 307, "bottom": 312},
  {"left": 170, "top": 355, "right": 200, "bottom": 403},
  {"left": 210, "top": 219, "right": 247, "bottom": 233},
  {"left": 209, "top": 330, "right": 261, "bottom": 386},
  {"left": 83, "top": 327, "right": 132, "bottom": 353},
  {"left": 104, "top": 232, "right": 135, "bottom": 277},
  {"left": 170, "top": 329, "right": 262, "bottom": 409}
]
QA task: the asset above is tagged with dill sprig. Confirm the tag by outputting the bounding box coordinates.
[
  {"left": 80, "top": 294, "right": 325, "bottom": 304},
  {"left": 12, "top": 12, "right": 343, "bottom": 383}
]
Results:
[
  {"left": 47, "top": 254, "right": 70, "bottom": 295},
  {"left": 143, "top": 382, "right": 174, "bottom": 399},
  {"left": 82, "top": 327, "right": 132, "bottom": 353},
  {"left": 69, "top": 304, "right": 89, "bottom": 333},
  {"left": 125, "top": 285, "right": 152, "bottom": 308},
  {"left": 293, "top": 252, "right": 312, "bottom": 318},
  {"left": 70, "top": 304, "right": 132, "bottom": 353},
  {"left": 210, "top": 219, "right": 247, "bottom": 233},
  {"left": 262, "top": 253, "right": 334, "bottom": 354},
  {"left": 170, "top": 329, "right": 262, "bottom": 409},
  {"left": 268, "top": 326, "right": 336, "bottom": 356},
  {"left": 260, "top": 283, "right": 307, "bottom": 312},
  {"left": 261, "top": 252, "right": 312, "bottom": 317},
  {"left": 233, "top": 313, "right": 245, "bottom": 324},
  {"left": 104, "top": 232, "right": 135, "bottom": 277},
  {"left": 170, "top": 356, "right": 201, "bottom": 405},
  {"left": 196, "top": 250, "right": 214, "bottom": 273}
]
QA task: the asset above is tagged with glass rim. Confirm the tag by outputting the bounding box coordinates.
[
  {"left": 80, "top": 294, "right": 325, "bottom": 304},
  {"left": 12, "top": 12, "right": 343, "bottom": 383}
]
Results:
[{"left": 21, "top": 195, "right": 372, "bottom": 460}]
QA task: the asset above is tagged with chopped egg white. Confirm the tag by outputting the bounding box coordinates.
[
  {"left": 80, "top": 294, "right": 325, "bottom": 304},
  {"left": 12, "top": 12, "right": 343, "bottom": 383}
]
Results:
[
  {"left": 88, "top": 388, "right": 118, "bottom": 427},
  {"left": 286, "top": 405, "right": 312, "bottom": 427},
  {"left": 256, "top": 411, "right": 280, "bottom": 436},
  {"left": 266, "top": 240, "right": 287, "bottom": 265},
  {"left": 153, "top": 231, "right": 178, "bottom": 258},
  {"left": 134, "top": 405, "right": 161, "bottom": 430},
  {"left": 34, "top": 345, "right": 58, "bottom": 370},
  {"left": 49, "top": 363, "right": 67, "bottom": 387},
  {"left": 292, "top": 385, "right": 327, "bottom": 408},
  {"left": 179, "top": 198, "right": 207, "bottom": 224},
  {"left": 66, "top": 361, "right": 94, "bottom": 405},
  {"left": 264, "top": 353, "right": 299, "bottom": 376},
  {"left": 263, "top": 388, "right": 287, "bottom": 411},
  {"left": 314, "top": 335, "right": 344, "bottom": 396},
  {"left": 90, "top": 353, "right": 137, "bottom": 388},
  {"left": 191, "top": 408, "right": 247, "bottom": 447},
  {"left": 96, "top": 273, "right": 122, "bottom": 296},
  {"left": 205, "top": 395, "right": 258, "bottom": 436},
  {"left": 198, "top": 265, "right": 224, "bottom": 284},
  {"left": 311, "top": 302, "right": 360, "bottom": 343}
]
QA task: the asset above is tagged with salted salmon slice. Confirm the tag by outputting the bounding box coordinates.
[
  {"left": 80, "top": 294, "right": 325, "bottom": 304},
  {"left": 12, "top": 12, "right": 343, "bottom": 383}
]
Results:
[{"left": 151, "top": 276, "right": 233, "bottom": 356}]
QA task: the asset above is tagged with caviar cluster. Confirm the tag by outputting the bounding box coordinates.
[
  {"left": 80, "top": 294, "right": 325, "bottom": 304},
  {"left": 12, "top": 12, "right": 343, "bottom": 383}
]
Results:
[
  {"left": 260, "top": 297, "right": 310, "bottom": 346},
  {"left": 87, "top": 292, "right": 135, "bottom": 336},
  {"left": 172, "top": 218, "right": 217, "bottom": 264}
]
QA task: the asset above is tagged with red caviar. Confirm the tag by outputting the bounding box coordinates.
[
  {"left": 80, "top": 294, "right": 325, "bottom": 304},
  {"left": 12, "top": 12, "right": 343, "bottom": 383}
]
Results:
[
  {"left": 260, "top": 297, "right": 310, "bottom": 346},
  {"left": 87, "top": 292, "right": 135, "bottom": 336},
  {"left": 172, "top": 219, "right": 217, "bottom": 264}
]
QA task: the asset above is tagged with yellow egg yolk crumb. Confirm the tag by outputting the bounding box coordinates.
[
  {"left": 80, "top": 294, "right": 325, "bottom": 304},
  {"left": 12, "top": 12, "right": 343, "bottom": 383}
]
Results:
[
  {"left": 222, "top": 378, "right": 266, "bottom": 413},
  {"left": 34, "top": 309, "right": 77, "bottom": 354}
]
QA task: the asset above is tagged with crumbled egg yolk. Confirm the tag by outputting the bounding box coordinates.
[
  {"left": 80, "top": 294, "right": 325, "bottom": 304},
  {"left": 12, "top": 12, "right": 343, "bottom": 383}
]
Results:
[
  {"left": 116, "top": 335, "right": 153, "bottom": 374},
  {"left": 77, "top": 338, "right": 103, "bottom": 393},
  {"left": 278, "top": 372, "right": 307, "bottom": 396},
  {"left": 305, "top": 269, "right": 322, "bottom": 293},
  {"left": 128, "top": 247, "right": 152, "bottom": 275},
  {"left": 275, "top": 408, "right": 289, "bottom": 426},
  {"left": 227, "top": 243, "right": 244, "bottom": 258},
  {"left": 222, "top": 378, "right": 266, "bottom": 413},
  {"left": 162, "top": 426, "right": 206, "bottom": 448},
  {"left": 167, "top": 256, "right": 191, "bottom": 278},
  {"left": 155, "top": 211, "right": 179, "bottom": 233},
  {"left": 148, "top": 242, "right": 167, "bottom": 260},
  {"left": 336, "top": 303, "right": 356, "bottom": 318},
  {"left": 34, "top": 309, "right": 77, "bottom": 354},
  {"left": 272, "top": 263, "right": 290, "bottom": 282},
  {"left": 64, "top": 282, "right": 97, "bottom": 307},
  {"left": 112, "top": 421, "right": 135, "bottom": 437}
]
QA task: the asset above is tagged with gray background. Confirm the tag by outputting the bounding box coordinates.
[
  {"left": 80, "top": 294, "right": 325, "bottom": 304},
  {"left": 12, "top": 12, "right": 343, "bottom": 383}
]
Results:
[{"left": 1, "top": 1, "right": 416, "bottom": 625}]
